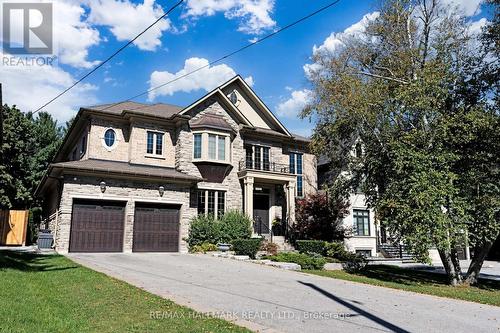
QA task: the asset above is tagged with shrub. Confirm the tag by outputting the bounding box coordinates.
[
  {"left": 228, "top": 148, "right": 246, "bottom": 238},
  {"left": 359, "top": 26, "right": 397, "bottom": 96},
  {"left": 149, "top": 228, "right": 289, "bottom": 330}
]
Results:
[
  {"left": 296, "top": 240, "right": 326, "bottom": 255},
  {"left": 292, "top": 192, "right": 349, "bottom": 242},
  {"left": 341, "top": 253, "right": 368, "bottom": 273},
  {"left": 260, "top": 241, "right": 278, "bottom": 255},
  {"left": 232, "top": 238, "right": 263, "bottom": 259},
  {"left": 324, "top": 242, "right": 350, "bottom": 261},
  {"left": 186, "top": 211, "right": 252, "bottom": 247},
  {"left": 189, "top": 242, "right": 218, "bottom": 253},
  {"left": 218, "top": 210, "right": 252, "bottom": 243},
  {"left": 267, "top": 252, "right": 326, "bottom": 270}
]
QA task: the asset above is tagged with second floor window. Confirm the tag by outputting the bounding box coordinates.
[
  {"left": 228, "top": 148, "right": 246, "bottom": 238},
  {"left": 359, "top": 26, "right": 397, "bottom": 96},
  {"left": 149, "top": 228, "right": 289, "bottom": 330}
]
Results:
[
  {"left": 245, "top": 145, "right": 270, "bottom": 171},
  {"left": 193, "top": 132, "right": 229, "bottom": 162},
  {"left": 289, "top": 152, "right": 303, "bottom": 197},
  {"left": 147, "top": 131, "right": 163, "bottom": 155}
]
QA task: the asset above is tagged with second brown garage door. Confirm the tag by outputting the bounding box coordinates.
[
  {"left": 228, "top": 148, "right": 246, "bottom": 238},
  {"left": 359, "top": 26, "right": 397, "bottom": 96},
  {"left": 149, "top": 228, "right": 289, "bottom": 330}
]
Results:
[{"left": 133, "top": 203, "right": 180, "bottom": 252}]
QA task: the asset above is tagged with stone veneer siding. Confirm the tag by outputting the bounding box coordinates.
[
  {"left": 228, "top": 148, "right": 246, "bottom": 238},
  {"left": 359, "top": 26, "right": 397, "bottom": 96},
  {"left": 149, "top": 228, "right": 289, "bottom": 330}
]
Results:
[{"left": 54, "top": 175, "right": 196, "bottom": 253}]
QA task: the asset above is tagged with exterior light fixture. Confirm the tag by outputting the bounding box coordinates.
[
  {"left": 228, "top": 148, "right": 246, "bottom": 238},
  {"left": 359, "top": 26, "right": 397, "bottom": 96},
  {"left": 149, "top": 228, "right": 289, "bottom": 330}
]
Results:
[
  {"left": 99, "top": 181, "right": 106, "bottom": 193},
  {"left": 159, "top": 185, "right": 165, "bottom": 197}
]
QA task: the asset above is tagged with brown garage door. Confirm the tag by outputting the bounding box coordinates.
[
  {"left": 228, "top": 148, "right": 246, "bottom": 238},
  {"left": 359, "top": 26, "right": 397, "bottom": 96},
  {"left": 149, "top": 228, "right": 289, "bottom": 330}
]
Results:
[
  {"left": 133, "top": 203, "right": 180, "bottom": 252},
  {"left": 69, "top": 200, "right": 125, "bottom": 252}
]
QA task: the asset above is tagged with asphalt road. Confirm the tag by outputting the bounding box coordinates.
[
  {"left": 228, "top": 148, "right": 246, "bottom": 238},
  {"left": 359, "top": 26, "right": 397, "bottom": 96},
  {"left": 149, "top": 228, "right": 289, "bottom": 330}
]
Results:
[{"left": 68, "top": 253, "right": 500, "bottom": 333}]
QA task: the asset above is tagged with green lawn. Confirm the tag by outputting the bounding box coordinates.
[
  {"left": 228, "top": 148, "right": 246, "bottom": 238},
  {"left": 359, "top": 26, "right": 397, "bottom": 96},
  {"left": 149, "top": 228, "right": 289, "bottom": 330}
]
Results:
[
  {"left": 0, "top": 251, "right": 250, "bottom": 333},
  {"left": 306, "top": 265, "right": 500, "bottom": 307}
]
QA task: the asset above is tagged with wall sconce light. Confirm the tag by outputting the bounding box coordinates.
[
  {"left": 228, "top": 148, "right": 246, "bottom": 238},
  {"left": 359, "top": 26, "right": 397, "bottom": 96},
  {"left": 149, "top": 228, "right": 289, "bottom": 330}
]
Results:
[
  {"left": 158, "top": 185, "right": 165, "bottom": 197},
  {"left": 99, "top": 181, "right": 106, "bottom": 193}
]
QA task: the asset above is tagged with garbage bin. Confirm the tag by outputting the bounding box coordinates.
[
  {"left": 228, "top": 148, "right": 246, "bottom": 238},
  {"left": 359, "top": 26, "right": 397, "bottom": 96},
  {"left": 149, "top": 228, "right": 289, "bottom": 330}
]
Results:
[{"left": 37, "top": 229, "right": 53, "bottom": 249}]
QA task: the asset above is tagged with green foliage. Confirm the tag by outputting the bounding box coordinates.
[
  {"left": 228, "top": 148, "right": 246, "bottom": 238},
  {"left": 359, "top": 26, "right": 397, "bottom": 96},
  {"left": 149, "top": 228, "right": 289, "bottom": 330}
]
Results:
[
  {"left": 267, "top": 252, "right": 326, "bottom": 270},
  {"left": 303, "top": 0, "right": 499, "bottom": 284},
  {"left": 231, "top": 238, "right": 262, "bottom": 259},
  {"left": 324, "top": 242, "right": 350, "bottom": 261},
  {"left": 296, "top": 240, "right": 326, "bottom": 255},
  {"left": 189, "top": 242, "right": 218, "bottom": 253},
  {"left": 341, "top": 253, "right": 368, "bottom": 273},
  {"left": 0, "top": 106, "right": 63, "bottom": 209},
  {"left": 186, "top": 211, "right": 252, "bottom": 247},
  {"left": 293, "top": 192, "right": 349, "bottom": 242},
  {"left": 218, "top": 210, "right": 252, "bottom": 243}
]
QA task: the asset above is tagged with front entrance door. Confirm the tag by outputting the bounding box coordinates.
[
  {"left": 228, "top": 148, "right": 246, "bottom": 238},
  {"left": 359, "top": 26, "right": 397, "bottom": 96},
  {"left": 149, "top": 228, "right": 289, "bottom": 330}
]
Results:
[{"left": 253, "top": 193, "right": 270, "bottom": 234}]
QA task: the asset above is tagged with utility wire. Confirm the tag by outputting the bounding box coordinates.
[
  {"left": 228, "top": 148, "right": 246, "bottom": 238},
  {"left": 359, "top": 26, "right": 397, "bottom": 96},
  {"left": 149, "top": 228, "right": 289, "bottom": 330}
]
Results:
[
  {"left": 33, "top": 0, "right": 185, "bottom": 114},
  {"left": 125, "top": 0, "right": 342, "bottom": 103}
]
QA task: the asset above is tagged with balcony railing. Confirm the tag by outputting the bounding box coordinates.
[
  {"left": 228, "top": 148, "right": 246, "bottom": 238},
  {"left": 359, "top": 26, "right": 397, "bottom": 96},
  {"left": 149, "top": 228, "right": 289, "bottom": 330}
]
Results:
[{"left": 239, "top": 159, "right": 291, "bottom": 174}]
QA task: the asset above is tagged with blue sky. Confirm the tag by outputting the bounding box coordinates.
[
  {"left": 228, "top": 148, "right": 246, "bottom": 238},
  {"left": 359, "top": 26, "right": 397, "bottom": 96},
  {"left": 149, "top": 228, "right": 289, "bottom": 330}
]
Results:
[{"left": 0, "top": 0, "right": 488, "bottom": 136}]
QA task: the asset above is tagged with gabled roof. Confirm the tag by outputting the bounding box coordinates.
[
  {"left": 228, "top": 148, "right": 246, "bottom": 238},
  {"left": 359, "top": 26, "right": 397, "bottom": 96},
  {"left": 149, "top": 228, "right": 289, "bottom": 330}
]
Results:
[{"left": 220, "top": 75, "right": 292, "bottom": 137}]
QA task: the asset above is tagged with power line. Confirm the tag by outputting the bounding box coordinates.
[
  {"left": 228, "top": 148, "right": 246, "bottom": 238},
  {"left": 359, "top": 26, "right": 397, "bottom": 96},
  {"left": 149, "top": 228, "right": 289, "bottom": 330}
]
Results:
[
  {"left": 33, "top": 0, "right": 185, "bottom": 114},
  {"left": 95, "top": 0, "right": 342, "bottom": 113}
]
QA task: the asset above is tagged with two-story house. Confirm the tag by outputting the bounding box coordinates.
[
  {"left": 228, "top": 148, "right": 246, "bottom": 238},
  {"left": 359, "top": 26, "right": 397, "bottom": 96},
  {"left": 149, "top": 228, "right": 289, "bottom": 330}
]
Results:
[{"left": 36, "top": 76, "right": 317, "bottom": 253}]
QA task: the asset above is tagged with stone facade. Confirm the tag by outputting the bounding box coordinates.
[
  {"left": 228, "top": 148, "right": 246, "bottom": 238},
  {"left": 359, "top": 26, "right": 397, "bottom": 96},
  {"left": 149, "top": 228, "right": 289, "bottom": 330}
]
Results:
[
  {"left": 41, "top": 77, "right": 318, "bottom": 253},
  {"left": 53, "top": 175, "right": 195, "bottom": 253}
]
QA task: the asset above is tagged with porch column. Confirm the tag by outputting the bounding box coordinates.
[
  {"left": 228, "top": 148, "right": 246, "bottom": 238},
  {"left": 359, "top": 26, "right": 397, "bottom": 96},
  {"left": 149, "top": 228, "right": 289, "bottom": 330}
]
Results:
[
  {"left": 286, "top": 181, "right": 296, "bottom": 225},
  {"left": 244, "top": 176, "right": 254, "bottom": 219}
]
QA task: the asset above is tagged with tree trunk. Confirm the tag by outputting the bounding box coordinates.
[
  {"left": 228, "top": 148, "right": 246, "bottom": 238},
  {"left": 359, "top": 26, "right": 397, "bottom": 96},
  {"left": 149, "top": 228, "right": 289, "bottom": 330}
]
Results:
[
  {"left": 464, "top": 241, "right": 494, "bottom": 285},
  {"left": 438, "top": 248, "right": 463, "bottom": 285}
]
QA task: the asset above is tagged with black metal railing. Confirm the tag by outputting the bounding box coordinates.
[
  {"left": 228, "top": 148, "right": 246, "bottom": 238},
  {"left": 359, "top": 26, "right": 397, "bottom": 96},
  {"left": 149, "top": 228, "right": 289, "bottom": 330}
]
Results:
[
  {"left": 253, "top": 216, "right": 271, "bottom": 236},
  {"left": 239, "top": 159, "right": 291, "bottom": 174}
]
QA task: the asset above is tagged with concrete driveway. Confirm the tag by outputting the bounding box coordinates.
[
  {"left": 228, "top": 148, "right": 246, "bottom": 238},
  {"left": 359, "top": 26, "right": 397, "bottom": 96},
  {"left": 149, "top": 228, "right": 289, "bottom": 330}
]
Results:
[{"left": 68, "top": 253, "right": 499, "bottom": 333}]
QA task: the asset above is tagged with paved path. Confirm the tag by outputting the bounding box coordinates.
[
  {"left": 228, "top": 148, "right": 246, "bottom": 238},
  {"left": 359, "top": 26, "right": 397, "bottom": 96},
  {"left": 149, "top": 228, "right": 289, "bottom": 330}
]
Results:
[{"left": 68, "top": 253, "right": 499, "bottom": 333}]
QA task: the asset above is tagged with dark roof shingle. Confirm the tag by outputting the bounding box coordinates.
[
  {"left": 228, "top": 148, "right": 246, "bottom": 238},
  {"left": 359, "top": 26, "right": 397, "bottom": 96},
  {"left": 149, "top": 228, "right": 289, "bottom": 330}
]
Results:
[
  {"left": 84, "top": 101, "right": 183, "bottom": 119},
  {"left": 51, "top": 159, "right": 201, "bottom": 182}
]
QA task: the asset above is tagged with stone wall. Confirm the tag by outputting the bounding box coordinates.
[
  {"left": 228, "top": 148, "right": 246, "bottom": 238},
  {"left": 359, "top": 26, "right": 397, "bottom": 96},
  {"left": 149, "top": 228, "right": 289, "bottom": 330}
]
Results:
[{"left": 54, "top": 175, "right": 195, "bottom": 253}]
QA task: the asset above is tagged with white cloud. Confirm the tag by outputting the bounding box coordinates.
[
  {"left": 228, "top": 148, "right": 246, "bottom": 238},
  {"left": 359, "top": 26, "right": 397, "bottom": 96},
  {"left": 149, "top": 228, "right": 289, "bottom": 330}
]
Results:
[
  {"left": 303, "top": 12, "right": 379, "bottom": 78},
  {"left": 87, "top": 0, "right": 172, "bottom": 51},
  {"left": 54, "top": 0, "right": 101, "bottom": 68},
  {"left": 276, "top": 89, "right": 312, "bottom": 119},
  {"left": 469, "top": 17, "right": 488, "bottom": 35},
  {"left": 243, "top": 75, "right": 254, "bottom": 87},
  {"left": 148, "top": 57, "right": 241, "bottom": 100},
  {"left": 443, "top": 0, "right": 482, "bottom": 16},
  {"left": 1, "top": 55, "right": 98, "bottom": 121},
  {"left": 184, "top": 0, "right": 276, "bottom": 34}
]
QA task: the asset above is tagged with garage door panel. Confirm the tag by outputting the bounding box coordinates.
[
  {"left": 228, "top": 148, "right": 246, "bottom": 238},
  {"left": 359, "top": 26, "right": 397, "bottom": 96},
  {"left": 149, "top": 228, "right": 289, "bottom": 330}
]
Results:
[
  {"left": 133, "top": 204, "right": 180, "bottom": 252},
  {"left": 69, "top": 200, "right": 125, "bottom": 252}
]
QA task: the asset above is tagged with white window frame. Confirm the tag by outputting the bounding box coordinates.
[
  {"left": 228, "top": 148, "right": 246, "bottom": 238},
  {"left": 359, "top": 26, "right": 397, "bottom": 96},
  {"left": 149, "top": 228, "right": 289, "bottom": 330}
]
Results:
[
  {"left": 197, "top": 189, "right": 226, "bottom": 219},
  {"left": 245, "top": 144, "right": 271, "bottom": 170},
  {"left": 146, "top": 131, "right": 165, "bottom": 157},
  {"left": 192, "top": 130, "right": 231, "bottom": 163},
  {"left": 101, "top": 127, "right": 118, "bottom": 151},
  {"left": 289, "top": 151, "right": 304, "bottom": 198}
]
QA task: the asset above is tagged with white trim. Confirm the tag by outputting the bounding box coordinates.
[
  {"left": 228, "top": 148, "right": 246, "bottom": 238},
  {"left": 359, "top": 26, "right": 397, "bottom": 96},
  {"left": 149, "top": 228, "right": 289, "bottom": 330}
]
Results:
[
  {"left": 101, "top": 127, "right": 118, "bottom": 151},
  {"left": 146, "top": 130, "right": 165, "bottom": 157},
  {"left": 192, "top": 131, "right": 231, "bottom": 163}
]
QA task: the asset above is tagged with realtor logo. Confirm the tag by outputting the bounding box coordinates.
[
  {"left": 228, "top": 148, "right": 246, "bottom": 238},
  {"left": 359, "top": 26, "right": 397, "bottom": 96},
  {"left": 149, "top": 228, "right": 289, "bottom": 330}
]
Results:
[{"left": 2, "top": 3, "right": 53, "bottom": 54}]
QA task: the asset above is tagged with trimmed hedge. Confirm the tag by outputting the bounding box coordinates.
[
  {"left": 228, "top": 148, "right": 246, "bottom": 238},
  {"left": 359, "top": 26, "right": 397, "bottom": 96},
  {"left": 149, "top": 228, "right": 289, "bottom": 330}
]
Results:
[
  {"left": 267, "top": 252, "right": 326, "bottom": 270},
  {"left": 341, "top": 252, "right": 368, "bottom": 273},
  {"left": 189, "top": 242, "right": 218, "bottom": 253},
  {"left": 232, "top": 238, "right": 263, "bottom": 259},
  {"left": 296, "top": 240, "right": 326, "bottom": 255},
  {"left": 324, "top": 242, "right": 350, "bottom": 261}
]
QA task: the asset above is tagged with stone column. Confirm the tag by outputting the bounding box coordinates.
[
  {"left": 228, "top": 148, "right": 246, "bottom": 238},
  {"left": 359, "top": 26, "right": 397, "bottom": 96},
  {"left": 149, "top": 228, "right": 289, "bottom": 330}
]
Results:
[
  {"left": 244, "top": 176, "right": 254, "bottom": 219},
  {"left": 286, "top": 181, "right": 296, "bottom": 225}
]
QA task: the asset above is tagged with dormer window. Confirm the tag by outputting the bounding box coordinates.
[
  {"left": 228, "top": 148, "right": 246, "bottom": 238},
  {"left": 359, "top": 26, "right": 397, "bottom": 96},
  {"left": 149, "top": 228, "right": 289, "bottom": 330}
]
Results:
[
  {"left": 147, "top": 131, "right": 164, "bottom": 156},
  {"left": 192, "top": 131, "right": 230, "bottom": 163}
]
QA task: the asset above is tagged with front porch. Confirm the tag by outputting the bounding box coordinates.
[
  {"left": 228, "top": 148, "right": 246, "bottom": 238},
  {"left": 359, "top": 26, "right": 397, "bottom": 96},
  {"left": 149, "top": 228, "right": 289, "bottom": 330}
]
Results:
[{"left": 238, "top": 160, "right": 297, "bottom": 241}]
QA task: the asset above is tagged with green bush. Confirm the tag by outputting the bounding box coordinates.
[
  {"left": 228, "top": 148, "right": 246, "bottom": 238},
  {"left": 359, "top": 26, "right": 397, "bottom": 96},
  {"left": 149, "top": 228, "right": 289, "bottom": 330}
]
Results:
[
  {"left": 232, "top": 238, "right": 263, "bottom": 259},
  {"left": 267, "top": 252, "right": 326, "bottom": 270},
  {"left": 324, "top": 242, "right": 349, "bottom": 261},
  {"left": 186, "top": 214, "right": 220, "bottom": 247},
  {"left": 189, "top": 242, "right": 218, "bottom": 253},
  {"left": 218, "top": 210, "right": 252, "bottom": 243},
  {"left": 296, "top": 240, "right": 326, "bottom": 255},
  {"left": 341, "top": 252, "right": 368, "bottom": 273},
  {"left": 186, "top": 211, "right": 252, "bottom": 247}
]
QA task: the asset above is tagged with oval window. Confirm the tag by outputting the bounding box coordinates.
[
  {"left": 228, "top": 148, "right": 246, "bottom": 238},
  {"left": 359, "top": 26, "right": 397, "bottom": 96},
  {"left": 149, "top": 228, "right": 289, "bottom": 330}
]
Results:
[{"left": 104, "top": 129, "right": 116, "bottom": 147}]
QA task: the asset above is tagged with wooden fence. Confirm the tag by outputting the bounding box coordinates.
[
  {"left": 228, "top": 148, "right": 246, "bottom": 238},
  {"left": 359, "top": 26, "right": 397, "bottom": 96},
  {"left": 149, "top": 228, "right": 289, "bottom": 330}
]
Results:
[{"left": 0, "top": 210, "right": 29, "bottom": 246}]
